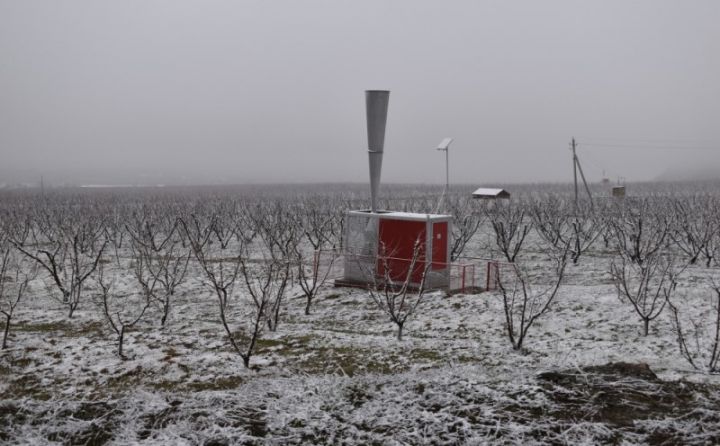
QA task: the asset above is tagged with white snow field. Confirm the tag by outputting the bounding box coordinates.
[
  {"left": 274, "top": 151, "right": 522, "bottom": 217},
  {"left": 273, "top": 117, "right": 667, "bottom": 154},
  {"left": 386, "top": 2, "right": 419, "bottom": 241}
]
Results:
[{"left": 2, "top": 184, "right": 720, "bottom": 445}]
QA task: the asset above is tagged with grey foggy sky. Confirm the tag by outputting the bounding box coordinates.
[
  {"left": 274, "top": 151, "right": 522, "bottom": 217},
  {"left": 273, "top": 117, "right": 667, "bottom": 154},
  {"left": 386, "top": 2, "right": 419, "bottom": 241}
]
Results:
[{"left": 1, "top": 1, "right": 718, "bottom": 185}]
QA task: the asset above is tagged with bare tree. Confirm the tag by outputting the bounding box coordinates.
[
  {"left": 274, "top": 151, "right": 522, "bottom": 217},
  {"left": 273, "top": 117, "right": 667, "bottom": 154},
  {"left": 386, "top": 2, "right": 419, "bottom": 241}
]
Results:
[
  {"left": 210, "top": 200, "right": 241, "bottom": 250},
  {"left": 124, "top": 204, "right": 178, "bottom": 253},
  {"left": 533, "top": 197, "right": 602, "bottom": 264},
  {"left": 447, "top": 195, "right": 484, "bottom": 261},
  {"left": 358, "top": 238, "right": 430, "bottom": 341},
  {"left": 14, "top": 211, "right": 108, "bottom": 318},
  {"left": 531, "top": 196, "right": 572, "bottom": 250},
  {"left": 667, "top": 196, "right": 719, "bottom": 266},
  {"left": 668, "top": 282, "right": 720, "bottom": 373},
  {"left": 151, "top": 244, "right": 191, "bottom": 327},
  {"left": 285, "top": 197, "right": 344, "bottom": 315},
  {"left": 1, "top": 243, "right": 37, "bottom": 349},
  {"left": 569, "top": 202, "right": 603, "bottom": 264},
  {"left": 1, "top": 211, "right": 32, "bottom": 249},
  {"left": 181, "top": 215, "right": 267, "bottom": 368},
  {"left": 487, "top": 201, "right": 532, "bottom": 263},
  {"left": 94, "top": 262, "right": 152, "bottom": 359},
  {"left": 698, "top": 212, "right": 720, "bottom": 267},
  {"left": 607, "top": 199, "right": 670, "bottom": 266},
  {"left": 497, "top": 242, "right": 570, "bottom": 351},
  {"left": 293, "top": 246, "right": 337, "bottom": 315},
  {"left": 239, "top": 254, "right": 290, "bottom": 333},
  {"left": 610, "top": 253, "right": 678, "bottom": 336},
  {"left": 246, "top": 202, "right": 298, "bottom": 331},
  {"left": 294, "top": 198, "right": 339, "bottom": 251},
  {"left": 104, "top": 207, "right": 127, "bottom": 267},
  {"left": 128, "top": 224, "right": 191, "bottom": 327}
]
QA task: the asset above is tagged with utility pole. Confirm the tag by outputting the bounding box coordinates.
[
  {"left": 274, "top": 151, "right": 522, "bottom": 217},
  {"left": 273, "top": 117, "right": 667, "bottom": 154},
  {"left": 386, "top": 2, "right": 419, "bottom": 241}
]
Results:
[
  {"left": 572, "top": 137, "right": 578, "bottom": 210},
  {"left": 571, "top": 138, "right": 594, "bottom": 211}
]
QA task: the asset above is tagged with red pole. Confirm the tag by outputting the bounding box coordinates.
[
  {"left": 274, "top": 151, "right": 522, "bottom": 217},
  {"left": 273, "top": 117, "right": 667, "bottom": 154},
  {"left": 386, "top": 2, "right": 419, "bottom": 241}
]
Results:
[
  {"left": 486, "top": 262, "right": 490, "bottom": 290},
  {"left": 313, "top": 250, "right": 320, "bottom": 277}
]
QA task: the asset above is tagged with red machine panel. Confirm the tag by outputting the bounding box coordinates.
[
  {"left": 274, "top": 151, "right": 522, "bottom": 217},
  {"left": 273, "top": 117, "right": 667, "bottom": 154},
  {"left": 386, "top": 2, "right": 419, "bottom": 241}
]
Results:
[
  {"left": 432, "top": 222, "right": 448, "bottom": 270},
  {"left": 377, "top": 218, "right": 426, "bottom": 283}
]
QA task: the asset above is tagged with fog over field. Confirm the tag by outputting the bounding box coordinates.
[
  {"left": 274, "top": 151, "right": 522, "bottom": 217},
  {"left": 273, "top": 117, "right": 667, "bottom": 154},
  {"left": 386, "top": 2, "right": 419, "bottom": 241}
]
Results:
[{"left": 1, "top": 1, "right": 719, "bottom": 186}]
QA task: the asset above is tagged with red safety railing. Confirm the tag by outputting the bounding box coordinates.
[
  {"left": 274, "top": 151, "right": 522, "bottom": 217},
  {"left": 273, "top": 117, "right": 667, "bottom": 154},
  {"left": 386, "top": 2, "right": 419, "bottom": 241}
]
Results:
[{"left": 315, "top": 249, "right": 514, "bottom": 294}]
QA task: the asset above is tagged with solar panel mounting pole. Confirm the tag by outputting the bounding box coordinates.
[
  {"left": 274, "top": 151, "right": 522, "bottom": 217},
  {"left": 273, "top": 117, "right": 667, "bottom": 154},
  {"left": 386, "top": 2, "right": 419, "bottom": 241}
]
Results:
[{"left": 436, "top": 137, "right": 453, "bottom": 213}]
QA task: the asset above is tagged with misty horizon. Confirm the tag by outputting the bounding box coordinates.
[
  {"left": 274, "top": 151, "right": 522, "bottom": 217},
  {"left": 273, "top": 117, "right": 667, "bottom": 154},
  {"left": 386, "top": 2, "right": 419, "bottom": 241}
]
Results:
[{"left": 2, "top": 1, "right": 718, "bottom": 186}]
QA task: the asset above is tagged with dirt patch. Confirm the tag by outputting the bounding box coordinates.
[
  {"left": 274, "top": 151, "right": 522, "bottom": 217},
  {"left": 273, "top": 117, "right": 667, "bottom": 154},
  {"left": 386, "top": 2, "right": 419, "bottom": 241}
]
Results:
[{"left": 535, "top": 362, "right": 720, "bottom": 443}]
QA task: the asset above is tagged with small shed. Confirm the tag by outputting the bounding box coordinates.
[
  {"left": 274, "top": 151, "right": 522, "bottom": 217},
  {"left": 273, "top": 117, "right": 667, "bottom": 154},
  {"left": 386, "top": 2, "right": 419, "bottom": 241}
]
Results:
[
  {"left": 472, "top": 188, "right": 511, "bottom": 200},
  {"left": 612, "top": 186, "right": 626, "bottom": 198}
]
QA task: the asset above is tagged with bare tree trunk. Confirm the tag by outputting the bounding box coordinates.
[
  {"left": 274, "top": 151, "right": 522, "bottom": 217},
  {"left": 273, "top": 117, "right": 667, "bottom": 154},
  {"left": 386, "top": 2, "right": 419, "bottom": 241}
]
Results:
[
  {"left": 68, "top": 290, "right": 78, "bottom": 318},
  {"left": 118, "top": 325, "right": 126, "bottom": 359},
  {"left": 160, "top": 295, "right": 171, "bottom": 326},
  {"left": 2, "top": 314, "right": 10, "bottom": 350}
]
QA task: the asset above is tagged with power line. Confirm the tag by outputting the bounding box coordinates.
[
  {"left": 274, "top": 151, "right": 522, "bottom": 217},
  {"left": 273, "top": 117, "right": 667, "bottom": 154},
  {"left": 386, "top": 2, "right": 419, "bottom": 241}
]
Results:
[
  {"left": 580, "top": 142, "right": 719, "bottom": 151},
  {"left": 579, "top": 136, "right": 719, "bottom": 145},
  {"left": 578, "top": 150, "right": 623, "bottom": 179}
]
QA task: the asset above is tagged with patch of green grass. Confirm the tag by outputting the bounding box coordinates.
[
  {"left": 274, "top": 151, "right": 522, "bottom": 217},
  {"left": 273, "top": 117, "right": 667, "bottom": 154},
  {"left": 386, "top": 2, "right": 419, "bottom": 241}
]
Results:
[
  {"left": 2, "top": 372, "right": 53, "bottom": 400},
  {"left": 14, "top": 321, "right": 70, "bottom": 332},
  {"left": 457, "top": 354, "right": 480, "bottom": 363},
  {"left": 331, "top": 347, "right": 397, "bottom": 376},
  {"left": 11, "top": 356, "right": 33, "bottom": 367},
  {"left": 284, "top": 344, "right": 418, "bottom": 376},
  {"left": 162, "top": 347, "right": 181, "bottom": 361},
  {"left": 185, "top": 375, "right": 245, "bottom": 391},
  {"left": 255, "top": 338, "right": 286, "bottom": 349},
  {"left": 150, "top": 380, "right": 182, "bottom": 392},
  {"left": 150, "top": 374, "right": 245, "bottom": 392},
  {"left": 226, "top": 333, "right": 319, "bottom": 357},
  {"left": 106, "top": 365, "right": 145, "bottom": 390},
  {"left": 14, "top": 320, "right": 104, "bottom": 337},
  {"left": 409, "top": 348, "right": 442, "bottom": 362},
  {"left": 173, "top": 332, "right": 414, "bottom": 384}
]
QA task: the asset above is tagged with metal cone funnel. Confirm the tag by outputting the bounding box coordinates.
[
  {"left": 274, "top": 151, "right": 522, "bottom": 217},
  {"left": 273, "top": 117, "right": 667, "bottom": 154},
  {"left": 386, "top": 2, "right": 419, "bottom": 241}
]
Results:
[{"left": 365, "top": 90, "right": 389, "bottom": 212}]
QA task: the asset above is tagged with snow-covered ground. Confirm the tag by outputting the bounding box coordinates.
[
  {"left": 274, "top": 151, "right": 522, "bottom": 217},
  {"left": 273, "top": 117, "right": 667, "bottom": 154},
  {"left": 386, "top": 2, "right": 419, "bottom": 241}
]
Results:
[{"left": 2, "top": 236, "right": 720, "bottom": 444}]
